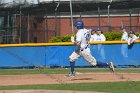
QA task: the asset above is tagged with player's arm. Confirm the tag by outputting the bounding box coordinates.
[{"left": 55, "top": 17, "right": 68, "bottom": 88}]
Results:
[
  {"left": 85, "top": 29, "right": 91, "bottom": 44},
  {"left": 87, "top": 31, "right": 91, "bottom": 43},
  {"left": 71, "top": 35, "right": 81, "bottom": 46},
  {"left": 75, "top": 31, "right": 82, "bottom": 46},
  {"left": 74, "top": 41, "right": 81, "bottom": 46}
]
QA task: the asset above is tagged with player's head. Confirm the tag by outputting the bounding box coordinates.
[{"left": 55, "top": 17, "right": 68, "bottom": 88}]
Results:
[
  {"left": 74, "top": 20, "right": 84, "bottom": 29},
  {"left": 90, "top": 28, "right": 96, "bottom": 35},
  {"left": 121, "top": 26, "right": 126, "bottom": 31},
  {"left": 129, "top": 31, "right": 135, "bottom": 34},
  {"left": 129, "top": 31, "right": 135, "bottom": 37},
  {"left": 97, "top": 27, "right": 102, "bottom": 34}
]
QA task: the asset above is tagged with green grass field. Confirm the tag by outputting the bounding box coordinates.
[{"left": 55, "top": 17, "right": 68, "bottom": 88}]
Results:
[
  {"left": 0, "top": 68, "right": 140, "bottom": 75},
  {"left": 0, "top": 68, "right": 140, "bottom": 93},
  {"left": 0, "top": 82, "right": 140, "bottom": 93}
]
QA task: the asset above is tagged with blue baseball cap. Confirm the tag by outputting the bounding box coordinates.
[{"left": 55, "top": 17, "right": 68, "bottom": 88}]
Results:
[
  {"left": 91, "top": 27, "right": 95, "bottom": 32},
  {"left": 121, "top": 26, "right": 126, "bottom": 30},
  {"left": 129, "top": 31, "right": 135, "bottom": 34},
  {"left": 74, "top": 20, "right": 84, "bottom": 29},
  {"left": 97, "top": 27, "right": 102, "bottom": 31}
]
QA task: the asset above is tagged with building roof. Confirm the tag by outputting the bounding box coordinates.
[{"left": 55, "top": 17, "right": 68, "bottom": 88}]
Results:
[{"left": 0, "top": 0, "right": 140, "bottom": 16}]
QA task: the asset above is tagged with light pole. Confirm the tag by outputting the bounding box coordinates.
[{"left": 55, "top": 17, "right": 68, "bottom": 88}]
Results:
[
  {"left": 107, "top": 0, "right": 112, "bottom": 32},
  {"left": 70, "top": 0, "right": 74, "bottom": 34},
  {"left": 19, "top": 6, "right": 22, "bottom": 43},
  {"left": 129, "top": 9, "right": 132, "bottom": 31},
  {"left": 98, "top": 7, "right": 101, "bottom": 27}
]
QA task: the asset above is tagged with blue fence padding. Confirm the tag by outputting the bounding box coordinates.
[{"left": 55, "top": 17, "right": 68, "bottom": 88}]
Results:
[
  {"left": 0, "top": 43, "right": 140, "bottom": 67},
  {"left": 0, "top": 47, "right": 45, "bottom": 67}
]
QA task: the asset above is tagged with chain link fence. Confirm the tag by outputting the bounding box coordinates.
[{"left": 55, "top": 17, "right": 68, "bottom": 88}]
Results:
[{"left": 0, "top": 1, "right": 140, "bottom": 44}]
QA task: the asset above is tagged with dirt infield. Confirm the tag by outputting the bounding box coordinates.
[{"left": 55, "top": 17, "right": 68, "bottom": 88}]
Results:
[
  {"left": 0, "top": 72, "right": 140, "bottom": 86},
  {"left": 0, "top": 72, "right": 140, "bottom": 93}
]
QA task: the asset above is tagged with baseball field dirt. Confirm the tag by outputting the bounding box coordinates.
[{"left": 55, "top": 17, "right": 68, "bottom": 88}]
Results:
[{"left": 0, "top": 72, "right": 140, "bottom": 93}]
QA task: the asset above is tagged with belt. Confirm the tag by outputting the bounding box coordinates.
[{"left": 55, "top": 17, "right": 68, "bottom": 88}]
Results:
[{"left": 81, "top": 46, "right": 88, "bottom": 51}]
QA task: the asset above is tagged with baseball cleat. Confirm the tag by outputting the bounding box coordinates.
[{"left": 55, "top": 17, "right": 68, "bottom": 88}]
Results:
[
  {"left": 64, "top": 73, "right": 75, "bottom": 78},
  {"left": 109, "top": 62, "right": 115, "bottom": 72}
]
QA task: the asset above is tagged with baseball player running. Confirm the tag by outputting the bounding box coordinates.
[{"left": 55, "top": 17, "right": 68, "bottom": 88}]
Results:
[{"left": 67, "top": 20, "right": 115, "bottom": 77}]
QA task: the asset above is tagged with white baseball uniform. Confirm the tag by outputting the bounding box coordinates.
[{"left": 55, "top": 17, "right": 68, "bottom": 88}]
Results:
[
  {"left": 128, "top": 35, "right": 138, "bottom": 45},
  {"left": 96, "top": 34, "right": 106, "bottom": 41},
  {"left": 121, "top": 32, "right": 128, "bottom": 57},
  {"left": 69, "top": 28, "right": 97, "bottom": 66},
  {"left": 90, "top": 34, "right": 98, "bottom": 42},
  {"left": 95, "top": 34, "right": 106, "bottom": 59},
  {"left": 121, "top": 32, "right": 128, "bottom": 41}
]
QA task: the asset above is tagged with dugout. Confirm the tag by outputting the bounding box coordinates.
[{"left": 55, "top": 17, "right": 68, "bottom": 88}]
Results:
[{"left": 0, "top": 0, "right": 140, "bottom": 43}]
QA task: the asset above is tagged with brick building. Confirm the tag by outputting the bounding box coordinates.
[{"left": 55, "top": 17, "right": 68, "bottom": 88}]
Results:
[{"left": 0, "top": 0, "right": 140, "bottom": 43}]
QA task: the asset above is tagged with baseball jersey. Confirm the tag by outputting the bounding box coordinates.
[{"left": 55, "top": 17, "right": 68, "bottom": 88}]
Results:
[
  {"left": 90, "top": 34, "right": 98, "bottom": 42},
  {"left": 76, "top": 28, "right": 90, "bottom": 49},
  {"left": 121, "top": 32, "right": 128, "bottom": 41},
  {"left": 96, "top": 34, "right": 106, "bottom": 41},
  {"left": 128, "top": 35, "right": 138, "bottom": 42}
]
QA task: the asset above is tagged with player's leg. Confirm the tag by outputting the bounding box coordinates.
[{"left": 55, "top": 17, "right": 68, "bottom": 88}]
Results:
[
  {"left": 96, "top": 61, "right": 115, "bottom": 72},
  {"left": 96, "top": 61, "right": 108, "bottom": 67},
  {"left": 108, "top": 62, "right": 115, "bottom": 72},
  {"left": 68, "top": 50, "right": 80, "bottom": 77},
  {"left": 81, "top": 48, "right": 97, "bottom": 66},
  {"left": 81, "top": 48, "right": 115, "bottom": 72},
  {"left": 81, "top": 50, "right": 108, "bottom": 67},
  {"left": 96, "top": 60, "right": 115, "bottom": 72}
]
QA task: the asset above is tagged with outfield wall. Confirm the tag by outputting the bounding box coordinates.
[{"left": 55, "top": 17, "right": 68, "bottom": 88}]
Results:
[{"left": 0, "top": 41, "right": 140, "bottom": 67}]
